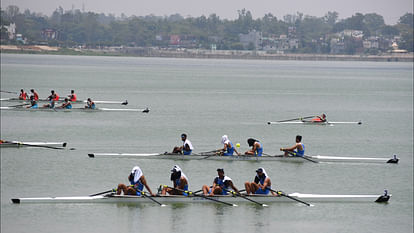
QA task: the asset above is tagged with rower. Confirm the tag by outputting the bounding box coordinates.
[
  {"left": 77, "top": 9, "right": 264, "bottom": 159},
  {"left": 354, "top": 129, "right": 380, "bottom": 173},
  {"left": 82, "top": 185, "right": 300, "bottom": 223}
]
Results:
[
  {"left": 280, "top": 135, "right": 305, "bottom": 157},
  {"left": 58, "top": 98, "right": 72, "bottom": 109},
  {"left": 117, "top": 166, "right": 155, "bottom": 196},
  {"left": 42, "top": 99, "right": 55, "bottom": 108},
  {"left": 310, "top": 113, "right": 327, "bottom": 122},
  {"left": 68, "top": 90, "right": 77, "bottom": 102},
  {"left": 245, "top": 138, "right": 263, "bottom": 156},
  {"left": 85, "top": 98, "right": 96, "bottom": 109},
  {"left": 202, "top": 168, "right": 239, "bottom": 196},
  {"left": 30, "top": 89, "right": 39, "bottom": 101},
  {"left": 244, "top": 167, "right": 274, "bottom": 195},
  {"left": 172, "top": 133, "right": 194, "bottom": 155},
  {"left": 161, "top": 165, "right": 189, "bottom": 196},
  {"left": 26, "top": 96, "right": 38, "bottom": 109},
  {"left": 47, "top": 90, "right": 60, "bottom": 101},
  {"left": 19, "top": 89, "right": 27, "bottom": 100},
  {"left": 218, "top": 135, "right": 240, "bottom": 156}
]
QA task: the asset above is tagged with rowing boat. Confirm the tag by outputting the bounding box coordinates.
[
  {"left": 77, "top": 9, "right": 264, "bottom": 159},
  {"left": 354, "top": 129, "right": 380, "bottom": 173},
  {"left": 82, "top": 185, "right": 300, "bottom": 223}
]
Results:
[
  {"left": 87, "top": 152, "right": 399, "bottom": 164},
  {"left": 11, "top": 191, "right": 390, "bottom": 204},
  {"left": 267, "top": 121, "right": 362, "bottom": 125},
  {"left": 0, "top": 106, "right": 149, "bottom": 113},
  {"left": 0, "top": 141, "right": 67, "bottom": 148},
  {"left": 0, "top": 98, "right": 128, "bottom": 105}
]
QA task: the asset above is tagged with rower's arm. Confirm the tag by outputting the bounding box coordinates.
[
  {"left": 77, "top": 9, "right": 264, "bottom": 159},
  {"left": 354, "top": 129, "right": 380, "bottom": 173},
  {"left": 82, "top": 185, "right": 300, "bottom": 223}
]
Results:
[
  {"left": 141, "top": 176, "right": 154, "bottom": 196},
  {"left": 281, "top": 144, "right": 297, "bottom": 151},
  {"left": 229, "top": 181, "right": 239, "bottom": 193}
]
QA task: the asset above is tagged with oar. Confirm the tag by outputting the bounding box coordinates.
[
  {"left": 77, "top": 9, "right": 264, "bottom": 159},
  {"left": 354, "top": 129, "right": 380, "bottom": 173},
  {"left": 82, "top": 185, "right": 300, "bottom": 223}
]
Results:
[
  {"left": 90, "top": 188, "right": 117, "bottom": 196},
  {"left": 5, "top": 141, "right": 67, "bottom": 150},
  {"left": 226, "top": 190, "right": 268, "bottom": 207},
  {"left": 0, "top": 90, "right": 17, "bottom": 94},
  {"left": 267, "top": 188, "right": 314, "bottom": 207},
  {"left": 8, "top": 103, "right": 29, "bottom": 108},
  {"left": 268, "top": 115, "right": 316, "bottom": 124},
  {"left": 165, "top": 186, "right": 237, "bottom": 206},
  {"left": 140, "top": 191, "right": 166, "bottom": 206},
  {"left": 199, "top": 149, "right": 220, "bottom": 155},
  {"left": 286, "top": 151, "right": 319, "bottom": 163}
]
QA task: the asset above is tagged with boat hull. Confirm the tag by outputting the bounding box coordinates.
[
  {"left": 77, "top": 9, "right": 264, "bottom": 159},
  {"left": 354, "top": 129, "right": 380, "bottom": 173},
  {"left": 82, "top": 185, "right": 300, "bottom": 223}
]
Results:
[
  {"left": 0, "top": 141, "right": 67, "bottom": 148},
  {"left": 0, "top": 106, "right": 148, "bottom": 112}
]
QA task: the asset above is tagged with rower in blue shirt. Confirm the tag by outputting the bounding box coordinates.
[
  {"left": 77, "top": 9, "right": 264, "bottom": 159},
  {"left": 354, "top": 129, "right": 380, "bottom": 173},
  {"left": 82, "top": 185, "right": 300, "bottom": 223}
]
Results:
[
  {"left": 244, "top": 167, "right": 273, "bottom": 195},
  {"left": 245, "top": 138, "right": 263, "bottom": 156},
  {"left": 85, "top": 98, "right": 96, "bottom": 109},
  {"left": 218, "top": 135, "right": 240, "bottom": 156},
  {"left": 280, "top": 135, "right": 305, "bottom": 157},
  {"left": 58, "top": 98, "right": 72, "bottom": 109},
  {"left": 161, "top": 165, "right": 189, "bottom": 196},
  {"left": 116, "top": 166, "right": 155, "bottom": 196},
  {"left": 27, "top": 96, "right": 38, "bottom": 109},
  {"left": 202, "top": 168, "right": 240, "bottom": 196}
]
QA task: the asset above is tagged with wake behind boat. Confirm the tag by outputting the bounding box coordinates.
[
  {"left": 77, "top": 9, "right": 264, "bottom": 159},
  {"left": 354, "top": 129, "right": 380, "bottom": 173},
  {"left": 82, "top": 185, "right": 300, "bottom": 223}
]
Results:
[
  {"left": 11, "top": 191, "right": 391, "bottom": 204},
  {"left": 87, "top": 152, "right": 399, "bottom": 164},
  {"left": 0, "top": 106, "right": 149, "bottom": 113}
]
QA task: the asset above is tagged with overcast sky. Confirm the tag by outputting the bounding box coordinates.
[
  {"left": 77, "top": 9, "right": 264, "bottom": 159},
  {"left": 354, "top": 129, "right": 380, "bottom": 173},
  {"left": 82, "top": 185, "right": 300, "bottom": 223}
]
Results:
[{"left": 1, "top": 0, "right": 413, "bottom": 24}]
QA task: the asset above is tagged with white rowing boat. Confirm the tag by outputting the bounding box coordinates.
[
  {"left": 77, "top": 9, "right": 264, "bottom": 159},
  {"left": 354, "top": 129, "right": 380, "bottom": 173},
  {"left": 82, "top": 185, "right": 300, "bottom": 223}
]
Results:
[
  {"left": 0, "top": 106, "right": 149, "bottom": 113},
  {"left": 267, "top": 121, "right": 362, "bottom": 125},
  {"left": 11, "top": 191, "right": 391, "bottom": 204},
  {"left": 0, "top": 141, "right": 67, "bottom": 148},
  {"left": 87, "top": 152, "right": 399, "bottom": 164},
  {"left": 0, "top": 98, "right": 128, "bottom": 105}
]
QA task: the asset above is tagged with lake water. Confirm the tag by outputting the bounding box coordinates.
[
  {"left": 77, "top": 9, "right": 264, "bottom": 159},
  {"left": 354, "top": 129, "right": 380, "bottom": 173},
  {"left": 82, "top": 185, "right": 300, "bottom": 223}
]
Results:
[{"left": 1, "top": 54, "right": 413, "bottom": 233}]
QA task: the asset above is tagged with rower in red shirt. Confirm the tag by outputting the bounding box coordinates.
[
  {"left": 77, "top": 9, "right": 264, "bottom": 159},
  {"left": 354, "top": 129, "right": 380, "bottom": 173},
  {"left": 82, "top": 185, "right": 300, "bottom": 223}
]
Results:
[
  {"left": 311, "top": 113, "right": 327, "bottom": 122},
  {"left": 47, "top": 90, "right": 60, "bottom": 101},
  {"left": 68, "top": 90, "right": 77, "bottom": 102},
  {"left": 19, "top": 89, "right": 28, "bottom": 100},
  {"left": 30, "top": 89, "right": 39, "bottom": 101}
]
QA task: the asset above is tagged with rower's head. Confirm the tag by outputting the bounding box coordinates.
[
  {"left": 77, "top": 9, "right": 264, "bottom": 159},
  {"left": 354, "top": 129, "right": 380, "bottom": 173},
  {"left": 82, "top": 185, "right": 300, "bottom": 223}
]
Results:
[
  {"left": 247, "top": 138, "right": 256, "bottom": 147},
  {"left": 322, "top": 113, "right": 326, "bottom": 119},
  {"left": 51, "top": 90, "right": 55, "bottom": 94},
  {"left": 296, "top": 135, "right": 302, "bottom": 143},
  {"left": 256, "top": 168, "right": 265, "bottom": 177},
  {"left": 87, "top": 98, "right": 91, "bottom": 101},
  {"left": 71, "top": 90, "right": 75, "bottom": 94},
  {"left": 181, "top": 133, "right": 187, "bottom": 141},
  {"left": 20, "top": 89, "right": 24, "bottom": 92},
  {"left": 217, "top": 168, "right": 224, "bottom": 177},
  {"left": 64, "top": 98, "right": 69, "bottom": 102},
  {"left": 170, "top": 165, "right": 182, "bottom": 181},
  {"left": 30, "top": 89, "right": 34, "bottom": 93}
]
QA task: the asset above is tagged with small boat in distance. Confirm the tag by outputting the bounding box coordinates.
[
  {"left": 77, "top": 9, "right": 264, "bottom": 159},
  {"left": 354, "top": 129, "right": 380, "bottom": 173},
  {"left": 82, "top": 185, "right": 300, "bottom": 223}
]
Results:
[{"left": 0, "top": 140, "right": 67, "bottom": 148}]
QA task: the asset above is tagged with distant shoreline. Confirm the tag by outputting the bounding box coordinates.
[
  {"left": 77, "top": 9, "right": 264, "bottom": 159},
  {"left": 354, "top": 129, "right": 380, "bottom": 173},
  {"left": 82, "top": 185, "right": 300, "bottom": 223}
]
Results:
[{"left": 1, "top": 45, "right": 413, "bottom": 62}]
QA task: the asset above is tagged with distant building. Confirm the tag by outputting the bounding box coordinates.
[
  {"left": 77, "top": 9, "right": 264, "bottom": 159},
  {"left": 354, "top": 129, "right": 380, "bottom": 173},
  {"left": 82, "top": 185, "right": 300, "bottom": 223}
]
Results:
[
  {"left": 338, "top": 30, "right": 364, "bottom": 39},
  {"left": 239, "top": 30, "right": 262, "bottom": 49},
  {"left": 330, "top": 38, "right": 345, "bottom": 54},
  {"left": 41, "top": 29, "right": 60, "bottom": 40},
  {"left": 2, "top": 23, "right": 16, "bottom": 40},
  {"left": 169, "top": 35, "right": 180, "bottom": 45}
]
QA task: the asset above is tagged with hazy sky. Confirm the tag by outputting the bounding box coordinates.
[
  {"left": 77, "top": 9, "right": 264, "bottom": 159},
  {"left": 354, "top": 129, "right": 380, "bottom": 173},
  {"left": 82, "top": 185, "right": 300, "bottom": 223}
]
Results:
[{"left": 2, "top": 0, "right": 413, "bottom": 24}]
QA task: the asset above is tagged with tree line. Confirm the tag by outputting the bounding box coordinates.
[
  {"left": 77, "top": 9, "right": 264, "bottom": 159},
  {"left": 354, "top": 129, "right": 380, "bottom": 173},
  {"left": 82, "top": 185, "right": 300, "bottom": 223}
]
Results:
[{"left": 1, "top": 5, "right": 413, "bottom": 53}]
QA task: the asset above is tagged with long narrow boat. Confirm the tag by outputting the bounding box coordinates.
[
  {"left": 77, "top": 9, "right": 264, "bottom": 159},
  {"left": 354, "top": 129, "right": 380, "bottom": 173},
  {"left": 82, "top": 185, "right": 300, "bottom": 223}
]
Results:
[
  {"left": 11, "top": 191, "right": 391, "bottom": 204},
  {"left": 87, "top": 152, "right": 399, "bottom": 164},
  {"left": 0, "top": 98, "right": 128, "bottom": 105},
  {"left": 267, "top": 121, "right": 362, "bottom": 125},
  {"left": 1, "top": 141, "right": 67, "bottom": 148},
  {"left": 0, "top": 106, "right": 149, "bottom": 113}
]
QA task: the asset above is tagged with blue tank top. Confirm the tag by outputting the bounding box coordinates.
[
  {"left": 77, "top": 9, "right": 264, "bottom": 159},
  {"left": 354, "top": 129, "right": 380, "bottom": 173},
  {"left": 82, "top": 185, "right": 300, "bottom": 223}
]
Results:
[
  {"left": 175, "top": 178, "right": 189, "bottom": 196},
  {"left": 255, "top": 142, "right": 263, "bottom": 156},
  {"left": 65, "top": 103, "right": 72, "bottom": 109},
  {"left": 223, "top": 142, "right": 235, "bottom": 156},
  {"left": 130, "top": 179, "right": 144, "bottom": 196},
  {"left": 296, "top": 143, "right": 305, "bottom": 156},
  {"left": 31, "top": 103, "right": 38, "bottom": 109}
]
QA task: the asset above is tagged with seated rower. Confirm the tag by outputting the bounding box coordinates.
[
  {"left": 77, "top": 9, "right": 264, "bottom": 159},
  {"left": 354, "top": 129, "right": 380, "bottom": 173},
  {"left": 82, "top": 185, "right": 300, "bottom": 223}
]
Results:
[
  {"left": 58, "top": 98, "right": 72, "bottom": 109},
  {"left": 161, "top": 165, "right": 189, "bottom": 196},
  {"left": 47, "top": 90, "right": 60, "bottom": 101},
  {"left": 310, "top": 113, "right": 327, "bottom": 122},
  {"left": 280, "top": 135, "right": 305, "bottom": 157},
  {"left": 19, "top": 89, "right": 28, "bottom": 100},
  {"left": 42, "top": 99, "right": 55, "bottom": 108},
  {"left": 172, "top": 133, "right": 194, "bottom": 155},
  {"left": 26, "top": 96, "right": 38, "bottom": 109},
  {"left": 217, "top": 135, "right": 240, "bottom": 156},
  {"left": 68, "top": 90, "right": 77, "bottom": 102},
  {"left": 202, "top": 168, "right": 239, "bottom": 196},
  {"left": 30, "top": 89, "right": 39, "bottom": 101},
  {"left": 245, "top": 138, "right": 263, "bottom": 156},
  {"left": 85, "top": 98, "right": 96, "bottom": 109},
  {"left": 117, "top": 166, "right": 155, "bottom": 196},
  {"left": 245, "top": 167, "right": 275, "bottom": 195}
]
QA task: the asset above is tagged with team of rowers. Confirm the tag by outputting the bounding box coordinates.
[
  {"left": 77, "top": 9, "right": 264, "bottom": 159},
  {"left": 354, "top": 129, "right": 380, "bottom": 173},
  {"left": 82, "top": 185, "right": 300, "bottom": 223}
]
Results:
[
  {"left": 172, "top": 133, "right": 306, "bottom": 157},
  {"left": 117, "top": 165, "right": 274, "bottom": 197},
  {"left": 18, "top": 89, "right": 95, "bottom": 109}
]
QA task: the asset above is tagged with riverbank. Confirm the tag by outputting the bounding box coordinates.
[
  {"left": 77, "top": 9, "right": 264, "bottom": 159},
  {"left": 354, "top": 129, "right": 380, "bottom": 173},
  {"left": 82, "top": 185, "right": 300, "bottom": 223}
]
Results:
[{"left": 1, "top": 45, "right": 413, "bottom": 62}]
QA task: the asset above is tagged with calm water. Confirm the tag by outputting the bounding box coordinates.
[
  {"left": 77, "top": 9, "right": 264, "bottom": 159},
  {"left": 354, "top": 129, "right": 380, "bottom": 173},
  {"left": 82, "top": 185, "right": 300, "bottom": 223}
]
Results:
[{"left": 1, "top": 54, "right": 413, "bottom": 233}]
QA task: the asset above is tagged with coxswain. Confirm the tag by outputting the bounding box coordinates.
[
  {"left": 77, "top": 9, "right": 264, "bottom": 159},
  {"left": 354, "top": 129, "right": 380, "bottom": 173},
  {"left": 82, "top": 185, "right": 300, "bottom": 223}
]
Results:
[
  {"left": 47, "top": 90, "right": 59, "bottom": 101},
  {"left": 161, "top": 165, "right": 189, "bottom": 196},
  {"left": 172, "top": 133, "right": 194, "bottom": 155},
  {"left": 218, "top": 135, "right": 240, "bottom": 156},
  {"left": 280, "top": 135, "right": 305, "bottom": 157},
  {"left": 244, "top": 167, "right": 275, "bottom": 195},
  {"left": 310, "top": 113, "right": 327, "bottom": 122},
  {"left": 245, "top": 138, "right": 263, "bottom": 156},
  {"left": 42, "top": 99, "right": 55, "bottom": 108},
  {"left": 117, "top": 166, "right": 155, "bottom": 196},
  {"left": 26, "top": 95, "right": 38, "bottom": 109},
  {"left": 68, "top": 90, "right": 77, "bottom": 102},
  {"left": 30, "top": 89, "right": 39, "bottom": 101},
  {"left": 58, "top": 98, "right": 72, "bottom": 109},
  {"left": 19, "top": 89, "right": 27, "bottom": 100},
  {"left": 202, "top": 168, "right": 239, "bottom": 196},
  {"left": 85, "top": 98, "right": 96, "bottom": 109}
]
